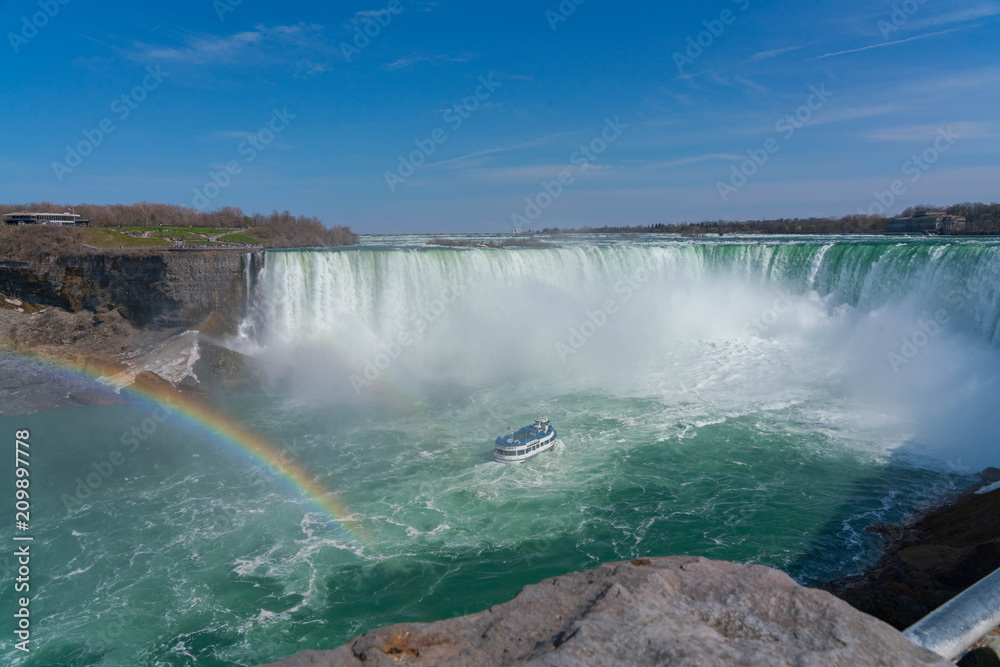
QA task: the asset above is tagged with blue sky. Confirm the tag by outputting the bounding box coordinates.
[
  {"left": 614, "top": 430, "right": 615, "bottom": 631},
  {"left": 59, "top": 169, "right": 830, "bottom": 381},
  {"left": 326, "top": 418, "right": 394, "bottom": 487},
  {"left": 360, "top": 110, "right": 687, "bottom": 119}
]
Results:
[{"left": 1, "top": 0, "right": 998, "bottom": 233}]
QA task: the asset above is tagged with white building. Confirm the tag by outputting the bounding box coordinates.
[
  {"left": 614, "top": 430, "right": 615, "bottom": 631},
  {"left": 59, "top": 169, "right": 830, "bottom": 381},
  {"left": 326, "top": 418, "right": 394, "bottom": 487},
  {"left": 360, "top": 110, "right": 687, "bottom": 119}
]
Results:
[{"left": 2, "top": 211, "right": 89, "bottom": 226}]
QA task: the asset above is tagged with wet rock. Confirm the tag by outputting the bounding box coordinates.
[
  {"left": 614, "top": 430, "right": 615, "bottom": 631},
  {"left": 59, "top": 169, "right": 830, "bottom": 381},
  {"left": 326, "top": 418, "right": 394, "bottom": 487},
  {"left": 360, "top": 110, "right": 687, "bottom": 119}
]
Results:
[
  {"left": 68, "top": 389, "right": 126, "bottom": 407},
  {"left": 188, "top": 339, "right": 261, "bottom": 394},
  {"left": 259, "top": 557, "right": 946, "bottom": 667},
  {"left": 129, "top": 371, "right": 177, "bottom": 396},
  {"left": 828, "top": 471, "right": 1000, "bottom": 631},
  {"left": 979, "top": 468, "right": 1000, "bottom": 484}
]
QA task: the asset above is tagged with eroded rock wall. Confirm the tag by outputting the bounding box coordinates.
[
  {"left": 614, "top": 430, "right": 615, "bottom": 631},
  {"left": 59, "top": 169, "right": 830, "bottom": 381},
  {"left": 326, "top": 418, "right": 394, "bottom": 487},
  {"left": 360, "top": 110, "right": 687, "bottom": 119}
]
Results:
[{"left": 0, "top": 250, "right": 262, "bottom": 332}]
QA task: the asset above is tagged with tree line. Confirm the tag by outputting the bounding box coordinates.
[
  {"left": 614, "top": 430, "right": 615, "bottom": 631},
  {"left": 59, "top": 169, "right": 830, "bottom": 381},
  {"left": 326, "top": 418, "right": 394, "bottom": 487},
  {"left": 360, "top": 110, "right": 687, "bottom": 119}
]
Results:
[
  {"left": 543, "top": 202, "right": 1000, "bottom": 236},
  {"left": 0, "top": 202, "right": 357, "bottom": 247}
]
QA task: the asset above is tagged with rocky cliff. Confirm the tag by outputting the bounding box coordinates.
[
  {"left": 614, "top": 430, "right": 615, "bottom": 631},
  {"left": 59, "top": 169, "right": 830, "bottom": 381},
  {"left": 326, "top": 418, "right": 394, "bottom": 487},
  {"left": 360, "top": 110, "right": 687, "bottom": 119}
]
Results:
[
  {"left": 0, "top": 250, "right": 262, "bottom": 332},
  {"left": 0, "top": 249, "right": 266, "bottom": 414},
  {"left": 259, "top": 557, "right": 947, "bottom": 667},
  {"left": 828, "top": 469, "right": 1000, "bottom": 634}
]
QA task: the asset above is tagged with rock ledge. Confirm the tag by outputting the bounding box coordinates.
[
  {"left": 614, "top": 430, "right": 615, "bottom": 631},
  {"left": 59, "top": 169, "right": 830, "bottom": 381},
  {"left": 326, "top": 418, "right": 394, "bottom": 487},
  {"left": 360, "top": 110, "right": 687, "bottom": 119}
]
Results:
[{"left": 259, "top": 556, "right": 946, "bottom": 667}]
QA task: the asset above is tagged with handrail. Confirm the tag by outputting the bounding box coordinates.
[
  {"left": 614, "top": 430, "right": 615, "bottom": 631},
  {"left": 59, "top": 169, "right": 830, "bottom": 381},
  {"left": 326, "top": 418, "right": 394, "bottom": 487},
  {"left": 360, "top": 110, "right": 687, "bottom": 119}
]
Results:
[{"left": 903, "top": 567, "right": 1000, "bottom": 660}]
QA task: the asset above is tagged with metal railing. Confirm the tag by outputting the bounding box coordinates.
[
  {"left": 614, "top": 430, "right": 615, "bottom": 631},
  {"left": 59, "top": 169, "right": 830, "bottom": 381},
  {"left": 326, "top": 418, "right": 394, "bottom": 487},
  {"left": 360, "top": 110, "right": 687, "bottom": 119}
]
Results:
[{"left": 904, "top": 567, "right": 1000, "bottom": 661}]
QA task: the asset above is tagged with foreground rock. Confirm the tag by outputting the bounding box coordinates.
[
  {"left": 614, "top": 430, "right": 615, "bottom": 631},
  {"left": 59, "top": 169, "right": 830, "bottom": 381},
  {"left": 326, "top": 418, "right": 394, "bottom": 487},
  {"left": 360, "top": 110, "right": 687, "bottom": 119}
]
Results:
[
  {"left": 828, "top": 469, "right": 1000, "bottom": 631},
  {"left": 259, "top": 557, "right": 946, "bottom": 667}
]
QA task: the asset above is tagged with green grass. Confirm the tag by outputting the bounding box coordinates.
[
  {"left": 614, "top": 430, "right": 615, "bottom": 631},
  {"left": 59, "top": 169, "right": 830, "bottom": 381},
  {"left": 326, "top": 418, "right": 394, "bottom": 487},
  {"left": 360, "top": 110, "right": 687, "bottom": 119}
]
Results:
[
  {"left": 118, "top": 226, "right": 228, "bottom": 234},
  {"left": 82, "top": 228, "right": 170, "bottom": 248}
]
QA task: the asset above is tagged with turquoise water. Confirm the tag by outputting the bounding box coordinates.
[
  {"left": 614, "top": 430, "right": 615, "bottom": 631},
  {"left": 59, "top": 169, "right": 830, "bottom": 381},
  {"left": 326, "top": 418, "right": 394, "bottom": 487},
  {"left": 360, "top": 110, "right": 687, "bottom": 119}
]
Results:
[{"left": 2, "top": 235, "right": 999, "bottom": 665}]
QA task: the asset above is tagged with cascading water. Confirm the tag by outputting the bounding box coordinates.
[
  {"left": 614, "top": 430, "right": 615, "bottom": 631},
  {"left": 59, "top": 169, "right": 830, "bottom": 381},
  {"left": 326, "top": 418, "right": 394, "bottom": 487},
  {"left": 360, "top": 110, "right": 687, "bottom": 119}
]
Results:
[
  {"left": 242, "top": 238, "right": 1000, "bottom": 411},
  {"left": 253, "top": 239, "right": 1000, "bottom": 348},
  {"left": 7, "top": 235, "right": 1000, "bottom": 667}
]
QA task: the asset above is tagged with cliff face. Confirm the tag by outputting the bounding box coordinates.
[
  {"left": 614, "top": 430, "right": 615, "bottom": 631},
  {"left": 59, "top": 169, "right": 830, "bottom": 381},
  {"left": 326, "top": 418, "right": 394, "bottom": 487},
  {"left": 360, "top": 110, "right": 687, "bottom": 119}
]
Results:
[
  {"left": 259, "top": 557, "right": 947, "bottom": 667},
  {"left": 0, "top": 250, "right": 262, "bottom": 332}
]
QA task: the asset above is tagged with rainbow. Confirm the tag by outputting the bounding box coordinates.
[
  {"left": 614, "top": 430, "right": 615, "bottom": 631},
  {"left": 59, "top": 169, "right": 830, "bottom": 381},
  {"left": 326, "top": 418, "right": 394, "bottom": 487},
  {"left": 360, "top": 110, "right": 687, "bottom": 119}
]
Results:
[{"left": 0, "top": 348, "right": 371, "bottom": 546}]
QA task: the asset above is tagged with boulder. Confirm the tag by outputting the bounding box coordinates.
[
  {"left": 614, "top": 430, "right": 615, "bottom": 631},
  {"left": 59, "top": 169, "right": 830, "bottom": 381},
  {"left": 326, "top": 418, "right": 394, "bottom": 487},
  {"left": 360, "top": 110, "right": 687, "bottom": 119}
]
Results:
[
  {"left": 258, "top": 557, "right": 946, "bottom": 667},
  {"left": 129, "top": 370, "right": 177, "bottom": 396},
  {"left": 186, "top": 338, "right": 262, "bottom": 393}
]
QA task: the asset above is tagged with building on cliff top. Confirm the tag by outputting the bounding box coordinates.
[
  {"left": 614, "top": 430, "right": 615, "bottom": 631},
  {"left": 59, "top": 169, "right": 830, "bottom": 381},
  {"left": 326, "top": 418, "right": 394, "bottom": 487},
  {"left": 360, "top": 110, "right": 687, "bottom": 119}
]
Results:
[
  {"left": 3, "top": 211, "right": 90, "bottom": 226},
  {"left": 886, "top": 210, "right": 966, "bottom": 234}
]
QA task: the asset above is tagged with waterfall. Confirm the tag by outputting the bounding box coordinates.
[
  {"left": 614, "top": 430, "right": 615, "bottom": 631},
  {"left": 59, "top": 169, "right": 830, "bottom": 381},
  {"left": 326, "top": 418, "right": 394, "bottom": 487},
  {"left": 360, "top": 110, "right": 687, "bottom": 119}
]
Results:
[{"left": 250, "top": 241, "right": 1000, "bottom": 348}]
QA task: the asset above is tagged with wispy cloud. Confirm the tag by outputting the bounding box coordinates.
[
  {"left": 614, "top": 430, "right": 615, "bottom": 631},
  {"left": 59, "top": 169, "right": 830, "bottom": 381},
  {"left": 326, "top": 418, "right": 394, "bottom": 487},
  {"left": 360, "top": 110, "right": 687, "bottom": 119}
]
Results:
[
  {"left": 348, "top": 0, "right": 437, "bottom": 24},
  {"left": 748, "top": 43, "right": 814, "bottom": 62},
  {"left": 384, "top": 53, "right": 476, "bottom": 71},
  {"left": 349, "top": 9, "right": 393, "bottom": 25},
  {"left": 801, "top": 104, "right": 905, "bottom": 127},
  {"left": 733, "top": 75, "right": 768, "bottom": 94},
  {"left": 818, "top": 27, "right": 964, "bottom": 59},
  {"left": 469, "top": 164, "right": 617, "bottom": 182},
  {"left": 427, "top": 133, "right": 575, "bottom": 170},
  {"left": 678, "top": 70, "right": 767, "bottom": 94},
  {"left": 130, "top": 23, "right": 331, "bottom": 73},
  {"left": 905, "top": 65, "right": 1000, "bottom": 95},
  {"left": 640, "top": 154, "right": 744, "bottom": 169},
  {"left": 904, "top": 3, "right": 1000, "bottom": 32},
  {"left": 209, "top": 130, "right": 294, "bottom": 148},
  {"left": 136, "top": 30, "right": 263, "bottom": 63}
]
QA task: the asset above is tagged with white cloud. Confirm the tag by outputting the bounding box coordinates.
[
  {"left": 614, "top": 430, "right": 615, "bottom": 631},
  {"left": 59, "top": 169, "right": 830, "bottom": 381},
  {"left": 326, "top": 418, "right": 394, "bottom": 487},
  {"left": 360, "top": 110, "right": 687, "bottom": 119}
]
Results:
[
  {"left": 383, "top": 53, "right": 475, "bottom": 71},
  {"left": 426, "top": 133, "right": 575, "bottom": 170},
  {"left": 131, "top": 23, "right": 330, "bottom": 72},
  {"left": 799, "top": 104, "right": 906, "bottom": 127},
  {"left": 905, "top": 65, "right": 1000, "bottom": 95},
  {"left": 904, "top": 3, "right": 1000, "bottom": 32},
  {"left": 640, "top": 154, "right": 744, "bottom": 169},
  {"left": 818, "top": 27, "right": 964, "bottom": 59},
  {"left": 748, "top": 43, "right": 814, "bottom": 62},
  {"left": 468, "top": 164, "right": 616, "bottom": 182},
  {"left": 733, "top": 75, "right": 768, "bottom": 94}
]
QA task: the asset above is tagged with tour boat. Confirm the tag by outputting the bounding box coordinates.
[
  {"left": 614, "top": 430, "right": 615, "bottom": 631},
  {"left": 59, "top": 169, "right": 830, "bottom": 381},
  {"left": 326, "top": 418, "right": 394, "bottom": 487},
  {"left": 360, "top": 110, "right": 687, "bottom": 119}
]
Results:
[{"left": 494, "top": 418, "right": 557, "bottom": 463}]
